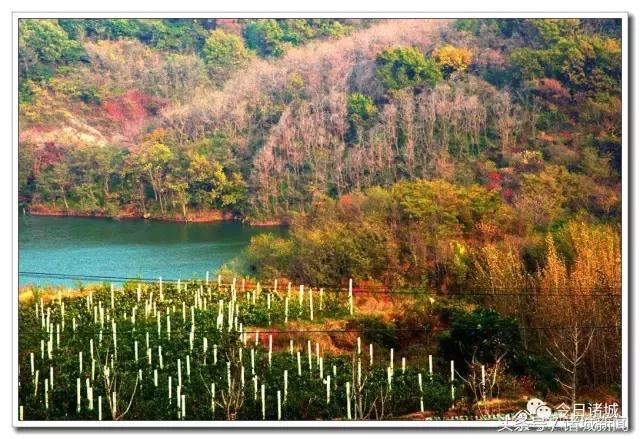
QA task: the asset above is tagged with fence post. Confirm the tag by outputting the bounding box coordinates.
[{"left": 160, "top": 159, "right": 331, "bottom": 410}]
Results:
[{"left": 349, "top": 279, "right": 353, "bottom": 315}]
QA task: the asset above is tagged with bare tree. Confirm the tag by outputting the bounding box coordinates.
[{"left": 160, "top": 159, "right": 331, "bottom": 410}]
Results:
[
  {"left": 95, "top": 346, "right": 139, "bottom": 420},
  {"left": 546, "top": 324, "right": 595, "bottom": 407},
  {"left": 457, "top": 350, "right": 507, "bottom": 417},
  {"left": 349, "top": 354, "right": 392, "bottom": 420},
  {"left": 203, "top": 345, "right": 245, "bottom": 420}
]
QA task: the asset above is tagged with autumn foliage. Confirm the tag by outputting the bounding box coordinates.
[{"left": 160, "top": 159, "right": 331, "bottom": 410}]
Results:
[
  {"left": 432, "top": 45, "right": 473, "bottom": 75},
  {"left": 102, "top": 89, "right": 163, "bottom": 140}
]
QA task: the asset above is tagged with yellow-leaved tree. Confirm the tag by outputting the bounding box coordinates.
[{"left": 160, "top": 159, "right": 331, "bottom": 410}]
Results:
[{"left": 432, "top": 45, "right": 473, "bottom": 77}]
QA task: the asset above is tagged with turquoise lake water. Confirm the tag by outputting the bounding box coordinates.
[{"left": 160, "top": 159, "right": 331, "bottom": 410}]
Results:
[{"left": 18, "top": 215, "right": 285, "bottom": 287}]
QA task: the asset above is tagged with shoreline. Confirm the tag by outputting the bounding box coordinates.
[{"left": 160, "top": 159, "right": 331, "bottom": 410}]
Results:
[{"left": 26, "top": 205, "right": 288, "bottom": 226}]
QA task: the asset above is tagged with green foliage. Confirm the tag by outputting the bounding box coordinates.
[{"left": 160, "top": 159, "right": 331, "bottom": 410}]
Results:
[
  {"left": 17, "top": 19, "right": 623, "bottom": 412},
  {"left": 348, "top": 316, "right": 399, "bottom": 349},
  {"left": 291, "top": 218, "right": 391, "bottom": 286},
  {"left": 438, "top": 308, "right": 522, "bottom": 372},
  {"left": 245, "top": 234, "right": 295, "bottom": 279},
  {"left": 19, "top": 19, "right": 621, "bottom": 225},
  {"left": 455, "top": 18, "right": 518, "bottom": 38},
  {"left": 283, "top": 72, "right": 306, "bottom": 102},
  {"left": 315, "top": 20, "right": 349, "bottom": 38},
  {"left": 346, "top": 93, "right": 378, "bottom": 143},
  {"left": 515, "top": 165, "right": 570, "bottom": 231},
  {"left": 58, "top": 18, "right": 210, "bottom": 53},
  {"left": 243, "top": 19, "right": 353, "bottom": 57},
  {"left": 137, "top": 19, "right": 208, "bottom": 52},
  {"left": 186, "top": 152, "right": 247, "bottom": 209},
  {"left": 375, "top": 46, "right": 442, "bottom": 90},
  {"left": 454, "top": 19, "right": 483, "bottom": 35},
  {"left": 203, "top": 29, "right": 252, "bottom": 83},
  {"left": 94, "top": 19, "right": 141, "bottom": 39},
  {"left": 514, "top": 353, "right": 559, "bottom": 395},
  {"left": 507, "top": 19, "right": 622, "bottom": 95},
  {"left": 242, "top": 191, "right": 396, "bottom": 285},
  {"left": 18, "top": 18, "right": 622, "bottom": 257},
  {"left": 279, "top": 19, "right": 315, "bottom": 45},
  {"left": 508, "top": 48, "right": 545, "bottom": 83},
  {"left": 242, "top": 180, "right": 506, "bottom": 287},
  {"left": 393, "top": 180, "right": 502, "bottom": 235},
  {"left": 59, "top": 18, "right": 140, "bottom": 40},
  {"left": 18, "top": 283, "right": 372, "bottom": 421},
  {"left": 243, "top": 20, "right": 287, "bottom": 57},
  {"left": 25, "top": 136, "right": 248, "bottom": 219},
  {"left": 347, "top": 93, "right": 378, "bottom": 126},
  {"left": 422, "top": 376, "right": 454, "bottom": 416},
  {"left": 19, "top": 19, "right": 84, "bottom": 83},
  {"left": 18, "top": 145, "right": 36, "bottom": 206}
]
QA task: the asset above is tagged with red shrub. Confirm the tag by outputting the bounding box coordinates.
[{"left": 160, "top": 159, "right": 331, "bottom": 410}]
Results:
[
  {"left": 486, "top": 171, "right": 502, "bottom": 190},
  {"left": 534, "top": 78, "right": 571, "bottom": 102}
]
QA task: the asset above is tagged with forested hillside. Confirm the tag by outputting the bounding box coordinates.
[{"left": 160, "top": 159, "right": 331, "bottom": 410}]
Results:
[{"left": 19, "top": 18, "right": 621, "bottom": 221}]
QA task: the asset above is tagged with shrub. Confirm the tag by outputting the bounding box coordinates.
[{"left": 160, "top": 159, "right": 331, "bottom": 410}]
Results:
[
  {"left": 346, "top": 93, "right": 378, "bottom": 143},
  {"left": 376, "top": 46, "right": 442, "bottom": 91},
  {"left": 438, "top": 308, "right": 522, "bottom": 372}
]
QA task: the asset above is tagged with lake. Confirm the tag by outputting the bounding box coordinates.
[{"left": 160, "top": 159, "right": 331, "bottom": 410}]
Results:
[{"left": 18, "top": 215, "right": 286, "bottom": 287}]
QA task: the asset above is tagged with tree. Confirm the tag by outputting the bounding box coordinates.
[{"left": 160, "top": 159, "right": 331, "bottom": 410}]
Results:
[
  {"left": 244, "top": 233, "right": 295, "bottom": 279},
  {"left": 471, "top": 242, "right": 534, "bottom": 316},
  {"left": 508, "top": 48, "right": 545, "bottom": 83},
  {"left": 220, "top": 172, "right": 248, "bottom": 208},
  {"left": 242, "top": 19, "right": 350, "bottom": 57},
  {"left": 393, "top": 180, "right": 500, "bottom": 237},
  {"left": 243, "top": 19, "right": 286, "bottom": 57},
  {"left": 515, "top": 166, "right": 568, "bottom": 231},
  {"left": 187, "top": 152, "right": 247, "bottom": 210},
  {"left": 59, "top": 18, "right": 140, "bottom": 40},
  {"left": 135, "top": 141, "right": 174, "bottom": 215},
  {"left": 545, "top": 322, "right": 595, "bottom": 407},
  {"left": 136, "top": 19, "right": 209, "bottom": 52},
  {"left": 376, "top": 47, "right": 442, "bottom": 91},
  {"left": 64, "top": 144, "right": 126, "bottom": 212},
  {"left": 203, "top": 29, "right": 252, "bottom": 83},
  {"left": 37, "top": 161, "right": 73, "bottom": 210},
  {"left": 537, "top": 234, "right": 593, "bottom": 406},
  {"left": 507, "top": 19, "right": 622, "bottom": 96},
  {"left": 18, "top": 145, "right": 36, "bottom": 207},
  {"left": 432, "top": 45, "right": 473, "bottom": 77},
  {"left": 19, "top": 19, "right": 84, "bottom": 82},
  {"left": 95, "top": 347, "right": 139, "bottom": 420},
  {"left": 279, "top": 19, "right": 315, "bottom": 45},
  {"left": 167, "top": 177, "right": 190, "bottom": 221},
  {"left": 438, "top": 308, "right": 523, "bottom": 374},
  {"left": 346, "top": 93, "right": 378, "bottom": 144}
]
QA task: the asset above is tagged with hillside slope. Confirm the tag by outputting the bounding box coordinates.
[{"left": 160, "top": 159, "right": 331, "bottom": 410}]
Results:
[{"left": 19, "top": 18, "right": 621, "bottom": 225}]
